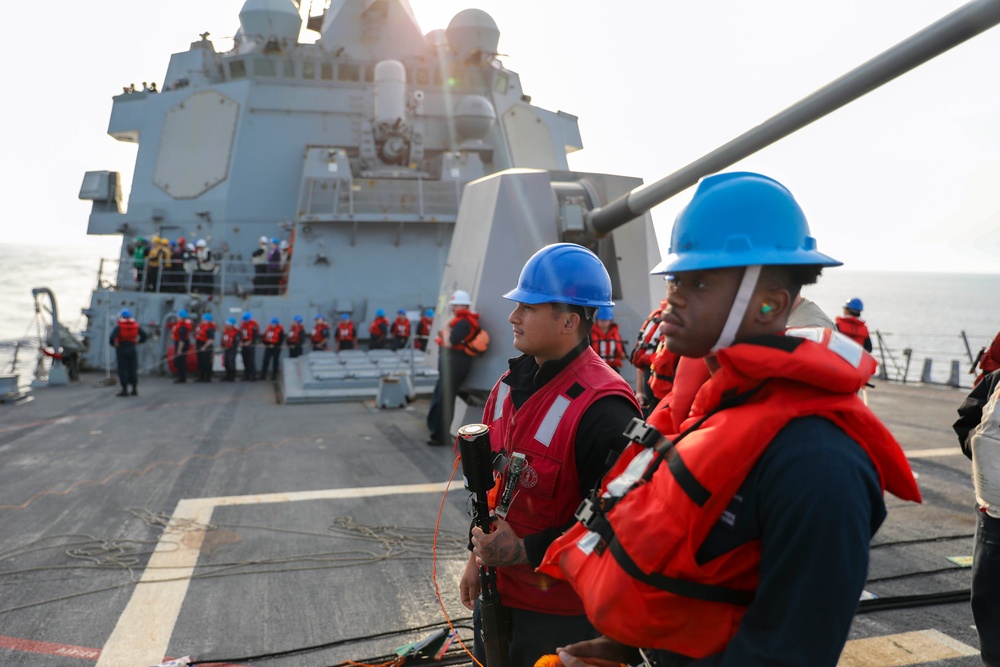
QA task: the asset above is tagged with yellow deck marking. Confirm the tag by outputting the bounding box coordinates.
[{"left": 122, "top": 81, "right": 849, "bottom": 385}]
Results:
[
  {"left": 96, "top": 481, "right": 454, "bottom": 667},
  {"left": 905, "top": 447, "right": 964, "bottom": 458},
  {"left": 838, "top": 629, "right": 978, "bottom": 666}
]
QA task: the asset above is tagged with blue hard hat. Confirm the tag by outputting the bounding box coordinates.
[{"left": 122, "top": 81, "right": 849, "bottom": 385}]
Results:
[
  {"left": 596, "top": 306, "right": 614, "bottom": 320},
  {"left": 178, "top": 309, "right": 188, "bottom": 318},
  {"left": 504, "top": 243, "right": 613, "bottom": 307},
  {"left": 242, "top": 312, "right": 252, "bottom": 321},
  {"left": 271, "top": 317, "right": 280, "bottom": 325},
  {"left": 398, "top": 308, "right": 406, "bottom": 315},
  {"left": 375, "top": 308, "right": 385, "bottom": 317},
  {"left": 340, "top": 313, "right": 350, "bottom": 320},
  {"left": 845, "top": 297, "right": 864, "bottom": 312},
  {"left": 120, "top": 309, "right": 132, "bottom": 319},
  {"left": 424, "top": 309, "right": 434, "bottom": 318},
  {"left": 315, "top": 314, "right": 324, "bottom": 320},
  {"left": 650, "top": 172, "right": 842, "bottom": 274},
  {"left": 293, "top": 314, "right": 303, "bottom": 323},
  {"left": 203, "top": 313, "right": 213, "bottom": 322},
  {"left": 227, "top": 317, "right": 237, "bottom": 325},
  {"left": 271, "top": 237, "right": 279, "bottom": 244}
]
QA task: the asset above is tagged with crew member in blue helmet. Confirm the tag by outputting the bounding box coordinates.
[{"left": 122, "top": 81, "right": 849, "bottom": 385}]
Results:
[
  {"left": 171, "top": 309, "right": 193, "bottom": 383},
  {"left": 542, "top": 173, "right": 922, "bottom": 667},
  {"left": 239, "top": 312, "right": 261, "bottom": 381},
  {"left": 368, "top": 308, "right": 390, "bottom": 350},
  {"left": 414, "top": 308, "right": 434, "bottom": 351},
  {"left": 286, "top": 315, "right": 305, "bottom": 358},
  {"left": 261, "top": 317, "right": 285, "bottom": 381},
  {"left": 835, "top": 297, "right": 873, "bottom": 351},
  {"left": 458, "top": 243, "right": 641, "bottom": 667},
  {"left": 109, "top": 309, "right": 147, "bottom": 396}
]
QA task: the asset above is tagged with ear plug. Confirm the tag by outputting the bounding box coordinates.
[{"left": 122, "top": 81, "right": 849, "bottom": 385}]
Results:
[{"left": 761, "top": 303, "right": 773, "bottom": 314}]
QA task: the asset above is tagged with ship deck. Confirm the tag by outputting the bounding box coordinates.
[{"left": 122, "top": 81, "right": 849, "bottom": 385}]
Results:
[{"left": 0, "top": 373, "right": 986, "bottom": 666}]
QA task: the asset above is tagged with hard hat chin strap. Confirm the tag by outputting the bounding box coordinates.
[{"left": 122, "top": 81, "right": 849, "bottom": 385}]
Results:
[{"left": 711, "top": 265, "right": 761, "bottom": 353}]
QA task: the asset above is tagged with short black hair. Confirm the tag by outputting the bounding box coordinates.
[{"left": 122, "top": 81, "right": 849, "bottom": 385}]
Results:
[{"left": 760, "top": 265, "right": 823, "bottom": 301}]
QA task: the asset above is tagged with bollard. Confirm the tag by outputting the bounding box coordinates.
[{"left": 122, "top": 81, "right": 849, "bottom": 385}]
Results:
[
  {"left": 921, "top": 358, "right": 934, "bottom": 384},
  {"left": 947, "top": 359, "right": 960, "bottom": 387}
]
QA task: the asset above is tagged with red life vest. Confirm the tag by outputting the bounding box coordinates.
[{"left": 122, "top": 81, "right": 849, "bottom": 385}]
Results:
[
  {"left": 647, "top": 340, "right": 681, "bottom": 399},
  {"left": 482, "top": 347, "right": 639, "bottom": 615},
  {"left": 629, "top": 302, "right": 666, "bottom": 369},
  {"left": 334, "top": 321, "right": 354, "bottom": 342},
  {"left": 117, "top": 318, "right": 139, "bottom": 343},
  {"left": 835, "top": 315, "right": 870, "bottom": 347},
  {"left": 287, "top": 324, "right": 304, "bottom": 345},
  {"left": 221, "top": 326, "right": 238, "bottom": 349},
  {"left": 313, "top": 322, "right": 331, "bottom": 344},
  {"left": 417, "top": 316, "right": 433, "bottom": 337},
  {"left": 240, "top": 320, "right": 259, "bottom": 343},
  {"left": 392, "top": 317, "right": 411, "bottom": 338},
  {"left": 590, "top": 322, "right": 624, "bottom": 368},
  {"left": 172, "top": 318, "right": 192, "bottom": 342},
  {"left": 368, "top": 316, "right": 389, "bottom": 337},
  {"left": 263, "top": 324, "right": 284, "bottom": 344},
  {"left": 195, "top": 321, "right": 216, "bottom": 343},
  {"left": 539, "top": 329, "right": 922, "bottom": 656},
  {"left": 441, "top": 309, "right": 480, "bottom": 353}
]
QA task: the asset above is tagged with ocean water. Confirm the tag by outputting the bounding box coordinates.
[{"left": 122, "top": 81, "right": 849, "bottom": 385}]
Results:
[{"left": 2, "top": 241, "right": 999, "bottom": 388}]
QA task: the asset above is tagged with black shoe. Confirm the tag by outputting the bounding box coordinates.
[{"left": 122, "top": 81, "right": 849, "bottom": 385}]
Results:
[
  {"left": 174, "top": 378, "right": 187, "bottom": 383},
  {"left": 426, "top": 438, "right": 445, "bottom": 447},
  {"left": 131, "top": 387, "right": 138, "bottom": 396},
  {"left": 116, "top": 390, "right": 128, "bottom": 397}
]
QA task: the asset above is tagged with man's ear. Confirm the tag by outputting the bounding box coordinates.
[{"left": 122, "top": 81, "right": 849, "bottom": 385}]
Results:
[
  {"left": 757, "top": 288, "right": 791, "bottom": 324},
  {"left": 564, "top": 312, "right": 581, "bottom": 335}
]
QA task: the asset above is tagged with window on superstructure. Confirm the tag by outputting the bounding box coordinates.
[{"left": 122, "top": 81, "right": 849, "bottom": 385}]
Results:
[
  {"left": 303, "top": 61, "right": 316, "bottom": 79},
  {"left": 229, "top": 59, "right": 247, "bottom": 79},
  {"left": 338, "top": 63, "right": 360, "bottom": 82},
  {"left": 283, "top": 61, "right": 295, "bottom": 78},
  {"left": 321, "top": 63, "right": 334, "bottom": 80},
  {"left": 254, "top": 58, "right": 277, "bottom": 77}
]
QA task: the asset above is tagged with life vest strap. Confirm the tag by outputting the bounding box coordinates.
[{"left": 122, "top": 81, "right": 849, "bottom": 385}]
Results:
[
  {"left": 623, "top": 418, "right": 662, "bottom": 448},
  {"left": 607, "top": 536, "right": 755, "bottom": 606}
]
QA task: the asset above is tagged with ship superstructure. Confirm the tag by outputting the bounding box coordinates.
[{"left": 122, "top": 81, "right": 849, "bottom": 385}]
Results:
[{"left": 78, "top": 0, "right": 592, "bottom": 381}]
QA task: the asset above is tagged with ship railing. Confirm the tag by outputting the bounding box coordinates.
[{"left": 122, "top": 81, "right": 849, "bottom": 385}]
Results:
[
  {"left": 298, "top": 175, "right": 462, "bottom": 222},
  {"left": 873, "top": 329, "right": 993, "bottom": 388},
  {"left": 106, "top": 256, "right": 290, "bottom": 298}
]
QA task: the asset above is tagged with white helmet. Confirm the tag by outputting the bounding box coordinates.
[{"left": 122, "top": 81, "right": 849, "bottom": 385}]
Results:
[
  {"left": 259, "top": 235, "right": 268, "bottom": 244},
  {"left": 196, "top": 239, "right": 207, "bottom": 248},
  {"left": 450, "top": 289, "right": 471, "bottom": 306},
  {"left": 279, "top": 240, "right": 289, "bottom": 249}
]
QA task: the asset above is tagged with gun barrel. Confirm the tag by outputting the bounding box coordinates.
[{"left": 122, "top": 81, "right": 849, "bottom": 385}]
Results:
[{"left": 587, "top": 0, "right": 1000, "bottom": 236}]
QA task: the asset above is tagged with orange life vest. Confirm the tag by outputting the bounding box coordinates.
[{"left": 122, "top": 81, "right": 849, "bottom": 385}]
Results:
[
  {"left": 539, "top": 329, "right": 921, "bottom": 656},
  {"left": 482, "top": 347, "right": 639, "bottom": 615},
  {"left": 334, "top": 321, "right": 353, "bottom": 342},
  {"left": 221, "top": 326, "right": 238, "bottom": 349},
  {"left": 591, "top": 322, "right": 625, "bottom": 368},
  {"left": 195, "top": 321, "right": 216, "bottom": 343},
  {"left": 287, "top": 323, "right": 304, "bottom": 345},
  {"left": 368, "top": 316, "right": 389, "bottom": 337},
  {"left": 647, "top": 340, "right": 681, "bottom": 399},
  {"left": 172, "top": 318, "right": 192, "bottom": 342},
  {"left": 240, "top": 320, "right": 259, "bottom": 343},
  {"left": 629, "top": 302, "right": 666, "bottom": 369},
  {"left": 117, "top": 318, "right": 139, "bottom": 343},
  {"left": 834, "top": 315, "right": 870, "bottom": 347},
  {"left": 313, "top": 322, "right": 331, "bottom": 344},
  {"left": 263, "top": 324, "right": 284, "bottom": 344},
  {"left": 438, "top": 309, "right": 480, "bottom": 353},
  {"left": 392, "top": 317, "right": 411, "bottom": 338}
]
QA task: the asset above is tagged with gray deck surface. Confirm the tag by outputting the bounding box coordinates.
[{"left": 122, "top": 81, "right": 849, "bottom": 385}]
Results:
[{"left": 0, "top": 373, "right": 986, "bottom": 666}]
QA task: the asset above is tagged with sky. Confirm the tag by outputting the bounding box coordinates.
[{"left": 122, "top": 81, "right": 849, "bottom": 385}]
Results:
[{"left": 5, "top": 0, "right": 999, "bottom": 273}]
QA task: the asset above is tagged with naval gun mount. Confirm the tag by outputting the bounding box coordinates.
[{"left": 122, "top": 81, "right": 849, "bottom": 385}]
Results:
[{"left": 437, "top": 0, "right": 1000, "bottom": 432}]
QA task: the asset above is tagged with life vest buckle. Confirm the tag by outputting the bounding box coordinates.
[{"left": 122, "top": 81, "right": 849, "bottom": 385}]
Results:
[{"left": 623, "top": 418, "right": 662, "bottom": 448}]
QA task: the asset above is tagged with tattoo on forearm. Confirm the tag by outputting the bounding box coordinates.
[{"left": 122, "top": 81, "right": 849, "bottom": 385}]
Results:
[{"left": 484, "top": 531, "right": 526, "bottom": 566}]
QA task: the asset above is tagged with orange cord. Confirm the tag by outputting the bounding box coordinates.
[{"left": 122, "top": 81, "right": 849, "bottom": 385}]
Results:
[{"left": 431, "top": 446, "right": 486, "bottom": 667}]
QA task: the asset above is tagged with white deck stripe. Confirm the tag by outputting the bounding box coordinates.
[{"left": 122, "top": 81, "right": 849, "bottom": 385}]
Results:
[
  {"left": 904, "top": 447, "right": 965, "bottom": 458},
  {"left": 96, "top": 481, "right": 455, "bottom": 667}
]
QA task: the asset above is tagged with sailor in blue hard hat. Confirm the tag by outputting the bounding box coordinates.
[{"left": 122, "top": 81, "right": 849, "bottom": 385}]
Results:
[
  {"left": 459, "top": 243, "right": 641, "bottom": 662},
  {"left": 836, "top": 297, "right": 873, "bottom": 351},
  {"left": 649, "top": 171, "right": 840, "bottom": 358},
  {"left": 551, "top": 173, "right": 920, "bottom": 667}
]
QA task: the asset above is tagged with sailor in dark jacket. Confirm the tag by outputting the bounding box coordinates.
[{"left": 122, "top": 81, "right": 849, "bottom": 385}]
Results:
[{"left": 109, "top": 309, "right": 148, "bottom": 396}]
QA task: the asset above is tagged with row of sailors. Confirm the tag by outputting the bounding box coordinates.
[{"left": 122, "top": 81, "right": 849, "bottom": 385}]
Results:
[{"left": 167, "top": 308, "right": 436, "bottom": 382}]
